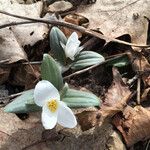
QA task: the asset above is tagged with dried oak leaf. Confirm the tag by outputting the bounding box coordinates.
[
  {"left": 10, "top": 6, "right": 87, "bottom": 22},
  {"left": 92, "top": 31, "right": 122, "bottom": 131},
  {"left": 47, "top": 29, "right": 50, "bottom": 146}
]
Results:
[
  {"left": 0, "top": 0, "right": 48, "bottom": 63},
  {"left": 76, "top": 0, "right": 150, "bottom": 44},
  {"left": 0, "top": 108, "right": 44, "bottom": 150},
  {"left": 101, "top": 67, "right": 131, "bottom": 117},
  {"left": 113, "top": 106, "right": 150, "bottom": 147}
]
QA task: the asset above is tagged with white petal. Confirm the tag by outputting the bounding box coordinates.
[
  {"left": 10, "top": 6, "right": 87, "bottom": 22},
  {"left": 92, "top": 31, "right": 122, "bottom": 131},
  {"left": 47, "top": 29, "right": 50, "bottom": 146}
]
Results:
[
  {"left": 34, "top": 80, "right": 60, "bottom": 107},
  {"left": 60, "top": 41, "right": 66, "bottom": 49},
  {"left": 65, "top": 32, "right": 81, "bottom": 60},
  {"left": 57, "top": 101, "right": 77, "bottom": 128},
  {"left": 42, "top": 104, "right": 58, "bottom": 129}
]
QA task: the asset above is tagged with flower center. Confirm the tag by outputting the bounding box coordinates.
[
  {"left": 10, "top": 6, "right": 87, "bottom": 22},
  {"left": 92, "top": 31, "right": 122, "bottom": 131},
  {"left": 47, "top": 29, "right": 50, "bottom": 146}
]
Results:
[{"left": 47, "top": 99, "right": 58, "bottom": 113}]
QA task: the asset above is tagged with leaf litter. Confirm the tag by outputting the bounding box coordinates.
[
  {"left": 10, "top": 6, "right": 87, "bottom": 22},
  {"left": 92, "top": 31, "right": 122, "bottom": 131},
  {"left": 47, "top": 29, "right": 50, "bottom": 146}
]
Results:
[{"left": 0, "top": 0, "right": 150, "bottom": 150}]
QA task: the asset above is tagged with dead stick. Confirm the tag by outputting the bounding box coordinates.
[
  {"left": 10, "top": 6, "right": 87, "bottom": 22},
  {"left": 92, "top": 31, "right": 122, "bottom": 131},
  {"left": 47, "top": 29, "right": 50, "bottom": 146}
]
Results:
[
  {"left": 0, "top": 92, "right": 22, "bottom": 101},
  {"left": 0, "top": 21, "right": 35, "bottom": 29},
  {"left": 137, "top": 58, "right": 142, "bottom": 104},
  {"left": 0, "top": 10, "right": 149, "bottom": 48}
]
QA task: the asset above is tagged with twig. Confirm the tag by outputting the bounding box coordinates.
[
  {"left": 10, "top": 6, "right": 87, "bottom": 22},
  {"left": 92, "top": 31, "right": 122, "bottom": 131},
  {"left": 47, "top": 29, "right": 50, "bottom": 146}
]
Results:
[
  {"left": 0, "top": 61, "right": 42, "bottom": 67},
  {"left": 0, "top": 10, "right": 149, "bottom": 48},
  {"left": 0, "top": 92, "right": 22, "bottom": 101},
  {"left": 64, "top": 53, "right": 128, "bottom": 79},
  {"left": 137, "top": 77, "right": 141, "bottom": 104},
  {"left": 137, "top": 57, "right": 142, "bottom": 104},
  {"left": 0, "top": 59, "right": 10, "bottom": 64},
  {"left": 145, "top": 139, "right": 150, "bottom": 150},
  {"left": 127, "top": 75, "right": 138, "bottom": 87},
  {"left": 0, "top": 21, "right": 36, "bottom": 29}
]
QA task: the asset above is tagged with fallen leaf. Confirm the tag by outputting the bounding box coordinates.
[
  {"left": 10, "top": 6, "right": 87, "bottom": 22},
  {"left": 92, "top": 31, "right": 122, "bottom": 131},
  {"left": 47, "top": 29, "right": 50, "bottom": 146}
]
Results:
[
  {"left": 0, "top": 67, "right": 10, "bottom": 84},
  {"left": 76, "top": 110, "right": 101, "bottom": 131},
  {"left": 0, "top": 0, "right": 48, "bottom": 63},
  {"left": 132, "top": 55, "right": 150, "bottom": 86},
  {"left": 141, "top": 87, "right": 150, "bottom": 102},
  {"left": 62, "top": 14, "right": 88, "bottom": 37},
  {"left": 101, "top": 67, "right": 131, "bottom": 116},
  {"left": 47, "top": 1, "right": 73, "bottom": 13},
  {"left": 0, "top": 108, "right": 116, "bottom": 150},
  {"left": 106, "top": 131, "right": 126, "bottom": 150},
  {"left": 113, "top": 106, "right": 150, "bottom": 147},
  {"left": 76, "top": 0, "right": 150, "bottom": 44},
  {"left": 0, "top": 108, "right": 44, "bottom": 150},
  {"left": 8, "top": 65, "right": 40, "bottom": 89}
]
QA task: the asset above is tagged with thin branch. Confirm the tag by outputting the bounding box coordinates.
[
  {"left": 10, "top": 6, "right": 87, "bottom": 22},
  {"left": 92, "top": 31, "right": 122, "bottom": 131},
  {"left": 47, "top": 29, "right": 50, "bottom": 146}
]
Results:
[
  {"left": 137, "top": 77, "right": 141, "bottom": 104},
  {"left": 137, "top": 57, "right": 142, "bottom": 104},
  {"left": 0, "top": 61, "right": 42, "bottom": 67},
  {"left": 0, "top": 92, "right": 22, "bottom": 101},
  {"left": 0, "top": 10, "right": 149, "bottom": 48},
  {"left": 0, "top": 59, "right": 10, "bottom": 64},
  {"left": 0, "top": 21, "right": 36, "bottom": 29}
]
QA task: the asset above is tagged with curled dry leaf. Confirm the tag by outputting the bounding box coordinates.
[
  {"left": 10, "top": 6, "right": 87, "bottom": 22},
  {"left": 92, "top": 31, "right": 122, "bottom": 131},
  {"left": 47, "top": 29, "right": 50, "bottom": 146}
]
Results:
[
  {"left": 0, "top": 0, "right": 48, "bottom": 63},
  {"left": 62, "top": 14, "right": 89, "bottom": 38},
  {"left": 113, "top": 106, "right": 150, "bottom": 147},
  {"left": 76, "top": 0, "right": 150, "bottom": 44},
  {"left": 101, "top": 67, "right": 131, "bottom": 117}
]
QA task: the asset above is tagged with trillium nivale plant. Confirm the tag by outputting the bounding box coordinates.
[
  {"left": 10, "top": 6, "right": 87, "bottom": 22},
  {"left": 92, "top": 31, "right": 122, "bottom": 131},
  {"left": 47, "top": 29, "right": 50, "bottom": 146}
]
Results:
[
  {"left": 34, "top": 80, "right": 77, "bottom": 129},
  {"left": 60, "top": 32, "right": 83, "bottom": 60}
]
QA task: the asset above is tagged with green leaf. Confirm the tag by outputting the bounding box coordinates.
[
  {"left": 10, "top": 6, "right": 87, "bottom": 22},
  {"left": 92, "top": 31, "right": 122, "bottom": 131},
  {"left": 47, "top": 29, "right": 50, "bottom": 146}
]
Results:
[
  {"left": 62, "top": 88, "right": 101, "bottom": 107},
  {"left": 50, "top": 27, "right": 67, "bottom": 64},
  {"left": 71, "top": 51, "right": 105, "bottom": 70},
  {"left": 41, "top": 54, "right": 64, "bottom": 91},
  {"left": 4, "top": 89, "right": 41, "bottom": 113},
  {"left": 107, "top": 55, "right": 130, "bottom": 67}
]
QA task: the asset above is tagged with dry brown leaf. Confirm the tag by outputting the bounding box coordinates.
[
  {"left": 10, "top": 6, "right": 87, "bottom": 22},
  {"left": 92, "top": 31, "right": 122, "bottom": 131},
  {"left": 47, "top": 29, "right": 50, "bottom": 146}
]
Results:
[
  {"left": 132, "top": 55, "right": 150, "bottom": 86},
  {"left": 62, "top": 14, "right": 88, "bottom": 38},
  {"left": 0, "top": 108, "right": 116, "bottom": 150},
  {"left": 76, "top": 0, "right": 150, "bottom": 44},
  {"left": 0, "top": 0, "right": 48, "bottom": 63},
  {"left": 47, "top": 1, "right": 73, "bottom": 13},
  {"left": 101, "top": 67, "right": 131, "bottom": 116},
  {"left": 106, "top": 131, "right": 126, "bottom": 150},
  {"left": 113, "top": 106, "right": 150, "bottom": 147},
  {"left": 8, "top": 65, "right": 40, "bottom": 88},
  {"left": 0, "top": 67, "right": 10, "bottom": 84},
  {"left": 141, "top": 87, "right": 150, "bottom": 102},
  {"left": 76, "top": 110, "right": 101, "bottom": 131},
  {"left": 0, "top": 108, "right": 44, "bottom": 150}
]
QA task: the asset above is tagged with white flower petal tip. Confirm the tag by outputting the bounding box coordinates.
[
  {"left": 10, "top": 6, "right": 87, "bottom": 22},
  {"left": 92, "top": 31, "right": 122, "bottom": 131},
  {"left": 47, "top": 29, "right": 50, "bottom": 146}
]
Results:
[
  {"left": 63, "top": 32, "right": 81, "bottom": 60},
  {"left": 34, "top": 80, "right": 60, "bottom": 107},
  {"left": 42, "top": 109, "right": 57, "bottom": 129},
  {"left": 57, "top": 101, "right": 77, "bottom": 128}
]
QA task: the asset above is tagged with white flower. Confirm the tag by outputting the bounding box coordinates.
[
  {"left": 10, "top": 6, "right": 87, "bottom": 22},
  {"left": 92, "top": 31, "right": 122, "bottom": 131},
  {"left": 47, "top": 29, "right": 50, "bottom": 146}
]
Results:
[
  {"left": 60, "top": 32, "right": 83, "bottom": 60},
  {"left": 34, "top": 80, "right": 77, "bottom": 129}
]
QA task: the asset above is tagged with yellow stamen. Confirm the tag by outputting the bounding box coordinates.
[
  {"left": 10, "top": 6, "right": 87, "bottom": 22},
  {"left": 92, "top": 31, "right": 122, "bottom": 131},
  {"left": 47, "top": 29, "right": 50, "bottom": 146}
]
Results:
[{"left": 47, "top": 99, "right": 58, "bottom": 112}]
